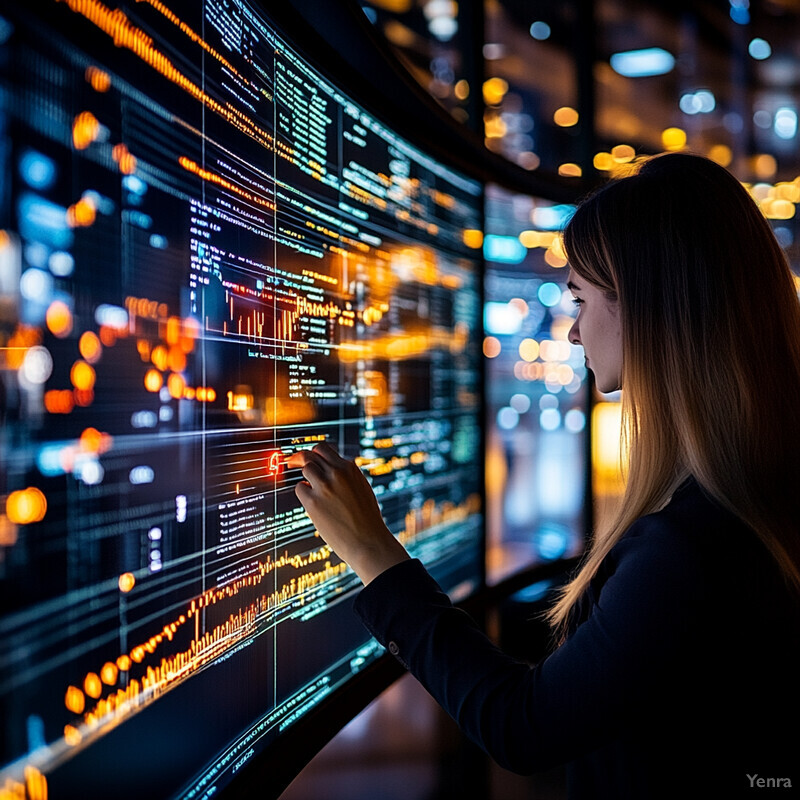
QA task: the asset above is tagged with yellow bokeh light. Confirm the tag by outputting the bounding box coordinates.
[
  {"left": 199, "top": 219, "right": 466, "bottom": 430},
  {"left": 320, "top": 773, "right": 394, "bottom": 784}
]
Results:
[
  {"left": 611, "top": 144, "right": 636, "bottom": 163},
  {"left": 775, "top": 182, "right": 800, "bottom": 203},
  {"left": 79, "top": 330, "right": 103, "bottom": 363},
  {"left": 64, "top": 724, "right": 82, "bottom": 746},
  {"left": 84, "top": 672, "right": 102, "bottom": 699},
  {"left": 462, "top": 229, "right": 484, "bottom": 248},
  {"left": 519, "top": 230, "right": 541, "bottom": 248},
  {"left": 65, "top": 685, "right": 85, "bottom": 714},
  {"left": 144, "top": 369, "right": 163, "bottom": 393},
  {"left": 708, "top": 144, "right": 732, "bottom": 167},
  {"left": 454, "top": 79, "right": 470, "bottom": 100},
  {"left": 545, "top": 248, "right": 568, "bottom": 268},
  {"left": 118, "top": 572, "right": 136, "bottom": 593},
  {"left": 753, "top": 153, "right": 777, "bottom": 180},
  {"left": 151, "top": 345, "right": 169, "bottom": 371},
  {"left": 518, "top": 338, "right": 539, "bottom": 362},
  {"left": 67, "top": 196, "right": 97, "bottom": 228},
  {"left": 592, "top": 400, "right": 627, "bottom": 497},
  {"left": 6, "top": 487, "right": 47, "bottom": 524},
  {"left": 484, "top": 113, "right": 507, "bottom": 138},
  {"left": 70, "top": 360, "right": 96, "bottom": 391},
  {"left": 86, "top": 65, "right": 111, "bottom": 92},
  {"left": 46, "top": 300, "right": 73, "bottom": 338},
  {"left": 167, "top": 372, "right": 186, "bottom": 399},
  {"left": 763, "top": 199, "right": 795, "bottom": 220},
  {"left": 482, "top": 76, "right": 509, "bottom": 106},
  {"left": 168, "top": 345, "right": 187, "bottom": 373},
  {"left": 101, "top": 661, "right": 119, "bottom": 686},
  {"left": 593, "top": 152, "right": 614, "bottom": 171},
  {"left": 553, "top": 106, "right": 579, "bottom": 127},
  {"left": 662, "top": 127, "right": 687, "bottom": 150},
  {"left": 558, "top": 162, "right": 582, "bottom": 177},
  {"left": 72, "top": 110, "right": 100, "bottom": 150},
  {"left": 483, "top": 336, "right": 501, "bottom": 358}
]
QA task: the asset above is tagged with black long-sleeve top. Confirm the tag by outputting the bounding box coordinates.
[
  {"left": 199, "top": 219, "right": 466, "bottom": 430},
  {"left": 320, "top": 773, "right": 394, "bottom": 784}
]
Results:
[{"left": 354, "top": 478, "right": 800, "bottom": 799}]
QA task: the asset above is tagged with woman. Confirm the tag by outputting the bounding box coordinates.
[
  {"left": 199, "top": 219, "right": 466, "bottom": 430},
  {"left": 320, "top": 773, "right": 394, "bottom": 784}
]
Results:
[{"left": 287, "top": 153, "right": 800, "bottom": 798}]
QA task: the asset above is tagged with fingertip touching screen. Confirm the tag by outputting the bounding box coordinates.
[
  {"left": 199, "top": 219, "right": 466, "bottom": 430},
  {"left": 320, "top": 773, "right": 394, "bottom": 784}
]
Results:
[{"left": 0, "top": 2, "right": 484, "bottom": 797}]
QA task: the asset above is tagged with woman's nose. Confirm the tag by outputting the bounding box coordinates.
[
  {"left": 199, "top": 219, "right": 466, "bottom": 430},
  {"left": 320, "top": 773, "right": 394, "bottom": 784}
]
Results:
[{"left": 568, "top": 318, "right": 581, "bottom": 346}]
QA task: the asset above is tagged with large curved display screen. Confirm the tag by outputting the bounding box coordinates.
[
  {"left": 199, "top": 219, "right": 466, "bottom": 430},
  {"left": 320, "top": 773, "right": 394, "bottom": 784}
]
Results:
[{"left": 0, "top": 2, "right": 484, "bottom": 797}]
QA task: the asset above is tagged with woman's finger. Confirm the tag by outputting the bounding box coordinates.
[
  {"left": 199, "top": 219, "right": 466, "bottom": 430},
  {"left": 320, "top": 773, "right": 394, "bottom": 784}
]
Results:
[
  {"left": 286, "top": 449, "right": 322, "bottom": 470},
  {"left": 297, "top": 458, "right": 326, "bottom": 487},
  {"left": 311, "top": 441, "right": 344, "bottom": 465}
]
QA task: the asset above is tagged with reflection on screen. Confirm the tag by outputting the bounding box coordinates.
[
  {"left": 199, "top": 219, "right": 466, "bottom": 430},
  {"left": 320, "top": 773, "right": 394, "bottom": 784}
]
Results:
[
  {"left": 483, "top": 184, "right": 585, "bottom": 584},
  {"left": 0, "top": 3, "right": 484, "bottom": 797}
]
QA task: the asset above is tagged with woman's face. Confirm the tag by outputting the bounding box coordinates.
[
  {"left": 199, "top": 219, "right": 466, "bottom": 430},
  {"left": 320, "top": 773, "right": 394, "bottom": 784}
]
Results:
[{"left": 567, "top": 269, "right": 623, "bottom": 393}]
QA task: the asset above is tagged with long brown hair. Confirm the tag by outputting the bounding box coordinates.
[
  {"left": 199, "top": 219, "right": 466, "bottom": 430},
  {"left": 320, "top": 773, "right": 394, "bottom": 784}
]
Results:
[{"left": 548, "top": 152, "right": 800, "bottom": 634}]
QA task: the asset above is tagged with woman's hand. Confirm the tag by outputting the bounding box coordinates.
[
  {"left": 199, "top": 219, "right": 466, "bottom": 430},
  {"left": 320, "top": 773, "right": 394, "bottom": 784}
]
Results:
[{"left": 287, "top": 443, "right": 410, "bottom": 585}]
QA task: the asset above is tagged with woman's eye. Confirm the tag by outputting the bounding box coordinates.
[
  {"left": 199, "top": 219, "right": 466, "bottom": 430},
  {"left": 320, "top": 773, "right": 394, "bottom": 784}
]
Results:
[{"left": 571, "top": 297, "right": 583, "bottom": 307}]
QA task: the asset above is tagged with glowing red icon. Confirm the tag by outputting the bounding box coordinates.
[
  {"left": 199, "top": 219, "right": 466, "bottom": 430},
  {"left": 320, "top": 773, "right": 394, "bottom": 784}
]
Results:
[{"left": 266, "top": 451, "right": 282, "bottom": 478}]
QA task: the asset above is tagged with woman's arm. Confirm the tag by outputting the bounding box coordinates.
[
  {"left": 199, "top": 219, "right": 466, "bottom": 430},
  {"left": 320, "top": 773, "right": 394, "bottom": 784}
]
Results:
[
  {"left": 286, "top": 444, "right": 709, "bottom": 774},
  {"left": 286, "top": 443, "right": 410, "bottom": 584}
]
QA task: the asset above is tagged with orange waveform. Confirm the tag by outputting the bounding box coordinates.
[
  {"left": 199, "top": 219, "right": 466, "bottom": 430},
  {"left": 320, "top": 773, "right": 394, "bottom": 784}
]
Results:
[
  {"left": 67, "top": 544, "right": 346, "bottom": 744},
  {"left": 399, "top": 494, "right": 481, "bottom": 546},
  {"left": 56, "top": 0, "right": 280, "bottom": 152},
  {"left": 136, "top": 0, "right": 247, "bottom": 86},
  {"left": 179, "top": 156, "right": 276, "bottom": 212}
]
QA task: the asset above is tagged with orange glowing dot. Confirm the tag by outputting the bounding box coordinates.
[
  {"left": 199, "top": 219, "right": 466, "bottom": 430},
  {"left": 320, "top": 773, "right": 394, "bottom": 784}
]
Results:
[
  {"left": 86, "top": 65, "right": 111, "bottom": 92},
  {"left": 195, "top": 387, "right": 206, "bottom": 402},
  {"left": 183, "top": 386, "right": 196, "bottom": 400},
  {"left": 144, "top": 369, "right": 163, "bottom": 393},
  {"left": 116, "top": 654, "right": 132, "bottom": 671},
  {"left": 205, "top": 387, "right": 216, "bottom": 402},
  {"left": 150, "top": 345, "right": 168, "bottom": 371},
  {"left": 462, "top": 229, "right": 484, "bottom": 249},
  {"left": 553, "top": 106, "right": 579, "bottom": 127},
  {"left": 137, "top": 339, "right": 151, "bottom": 361},
  {"left": 65, "top": 685, "right": 85, "bottom": 714},
  {"left": 483, "top": 336, "right": 501, "bottom": 358},
  {"left": 179, "top": 317, "right": 200, "bottom": 352},
  {"left": 24, "top": 765, "right": 48, "bottom": 800},
  {"left": 79, "top": 331, "right": 102, "bottom": 363},
  {"left": 118, "top": 572, "right": 136, "bottom": 593},
  {"left": 67, "top": 197, "right": 97, "bottom": 228},
  {"left": 73, "top": 388, "right": 95, "bottom": 407},
  {"left": 45, "top": 389, "right": 75, "bottom": 414},
  {"left": 70, "top": 360, "right": 96, "bottom": 391},
  {"left": 99, "top": 325, "right": 117, "bottom": 346},
  {"left": 112, "top": 143, "right": 137, "bottom": 174},
  {"left": 6, "top": 488, "right": 47, "bottom": 524},
  {"left": 558, "top": 162, "right": 582, "bottom": 177},
  {"left": 519, "top": 338, "right": 540, "bottom": 362},
  {"left": 101, "top": 662, "right": 118, "bottom": 685},
  {"left": 131, "top": 646, "right": 146, "bottom": 663},
  {"left": 46, "top": 300, "right": 73, "bottom": 338},
  {"left": 167, "top": 346, "right": 186, "bottom": 372},
  {"left": 166, "top": 316, "right": 181, "bottom": 346},
  {"left": 64, "top": 724, "right": 82, "bottom": 746},
  {"left": 0, "top": 516, "right": 18, "bottom": 547},
  {"left": 662, "top": 127, "right": 687, "bottom": 151},
  {"left": 80, "top": 427, "right": 103, "bottom": 453},
  {"left": 167, "top": 372, "right": 185, "bottom": 399},
  {"left": 84, "top": 672, "right": 102, "bottom": 699},
  {"left": 72, "top": 111, "right": 100, "bottom": 149}
]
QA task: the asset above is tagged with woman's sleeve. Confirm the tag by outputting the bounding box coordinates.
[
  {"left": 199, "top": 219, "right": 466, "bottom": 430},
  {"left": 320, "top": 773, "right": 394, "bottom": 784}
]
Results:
[{"left": 352, "top": 522, "right": 705, "bottom": 774}]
